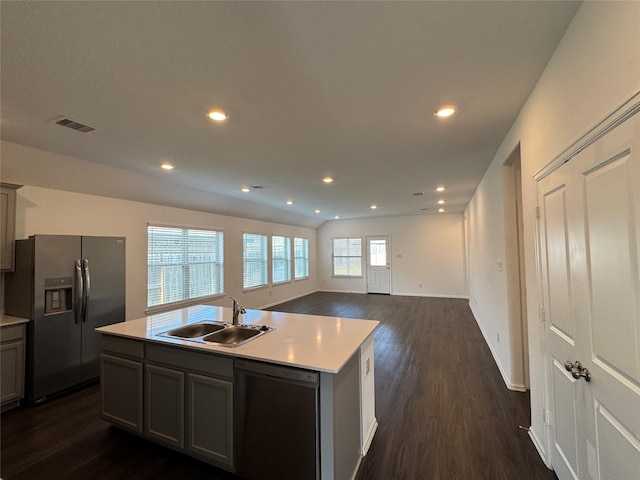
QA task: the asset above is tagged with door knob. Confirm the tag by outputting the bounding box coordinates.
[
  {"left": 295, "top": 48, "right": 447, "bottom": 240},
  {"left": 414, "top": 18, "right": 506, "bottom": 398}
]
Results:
[{"left": 564, "top": 360, "right": 591, "bottom": 382}]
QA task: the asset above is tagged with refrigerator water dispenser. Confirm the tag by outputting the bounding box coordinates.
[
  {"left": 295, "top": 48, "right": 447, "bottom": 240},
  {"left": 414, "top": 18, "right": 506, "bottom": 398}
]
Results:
[{"left": 44, "top": 277, "right": 73, "bottom": 315}]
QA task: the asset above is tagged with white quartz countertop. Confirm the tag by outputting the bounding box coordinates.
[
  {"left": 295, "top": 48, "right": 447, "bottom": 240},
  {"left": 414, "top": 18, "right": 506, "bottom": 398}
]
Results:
[
  {"left": 97, "top": 305, "right": 379, "bottom": 374},
  {"left": 1, "top": 314, "right": 29, "bottom": 327}
]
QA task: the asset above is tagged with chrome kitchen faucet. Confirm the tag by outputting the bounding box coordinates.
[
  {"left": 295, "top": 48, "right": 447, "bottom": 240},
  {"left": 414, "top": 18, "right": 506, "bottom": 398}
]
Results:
[{"left": 230, "top": 297, "right": 246, "bottom": 325}]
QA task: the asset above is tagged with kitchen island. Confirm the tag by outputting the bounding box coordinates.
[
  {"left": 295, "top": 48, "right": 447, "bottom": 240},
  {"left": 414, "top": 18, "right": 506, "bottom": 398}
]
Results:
[{"left": 97, "top": 304, "right": 379, "bottom": 480}]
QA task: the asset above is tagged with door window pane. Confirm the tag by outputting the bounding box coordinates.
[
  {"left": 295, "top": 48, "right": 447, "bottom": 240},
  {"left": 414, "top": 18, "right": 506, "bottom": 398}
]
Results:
[{"left": 369, "top": 239, "right": 387, "bottom": 266}]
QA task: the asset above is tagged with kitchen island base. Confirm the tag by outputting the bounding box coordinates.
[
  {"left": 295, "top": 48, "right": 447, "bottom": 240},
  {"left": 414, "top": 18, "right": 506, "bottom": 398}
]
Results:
[{"left": 99, "top": 311, "right": 377, "bottom": 480}]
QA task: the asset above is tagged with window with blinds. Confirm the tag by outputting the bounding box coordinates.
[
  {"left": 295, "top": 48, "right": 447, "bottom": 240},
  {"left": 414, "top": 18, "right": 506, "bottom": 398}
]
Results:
[
  {"left": 272, "top": 235, "right": 291, "bottom": 284},
  {"left": 147, "top": 225, "right": 224, "bottom": 309},
  {"left": 332, "top": 237, "right": 362, "bottom": 276},
  {"left": 294, "top": 237, "right": 309, "bottom": 280},
  {"left": 243, "top": 233, "right": 268, "bottom": 289}
]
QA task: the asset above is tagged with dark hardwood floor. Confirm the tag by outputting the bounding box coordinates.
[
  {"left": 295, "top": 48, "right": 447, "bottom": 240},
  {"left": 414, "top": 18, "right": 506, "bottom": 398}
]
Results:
[{"left": 1, "top": 293, "right": 557, "bottom": 480}]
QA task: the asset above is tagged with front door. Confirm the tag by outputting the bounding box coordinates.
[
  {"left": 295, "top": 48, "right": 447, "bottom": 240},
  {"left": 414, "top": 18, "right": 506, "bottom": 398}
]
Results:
[
  {"left": 537, "top": 112, "right": 640, "bottom": 479},
  {"left": 366, "top": 236, "right": 390, "bottom": 294}
]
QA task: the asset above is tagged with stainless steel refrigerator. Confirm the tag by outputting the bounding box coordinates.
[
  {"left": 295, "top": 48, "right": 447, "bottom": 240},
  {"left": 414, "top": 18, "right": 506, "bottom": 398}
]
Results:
[{"left": 5, "top": 235, "right": 125, "bottom": 404}]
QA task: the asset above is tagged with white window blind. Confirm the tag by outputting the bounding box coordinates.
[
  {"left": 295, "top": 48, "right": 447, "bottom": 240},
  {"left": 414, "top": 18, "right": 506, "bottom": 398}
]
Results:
[
  {"left": 147, "top": 225, "right": 224, "bottom": 308},
  {"left": 294, "top": 237, "right": 309, "bottom": 279},
  {"left": 332, "top": 237, "right": 362, "bottom": 276},
  {"left": 272, "top": 235, "right": 291, "bottom": 284},
  {"left": 243, "top": 233, "right": 268, "bottom": 289}
]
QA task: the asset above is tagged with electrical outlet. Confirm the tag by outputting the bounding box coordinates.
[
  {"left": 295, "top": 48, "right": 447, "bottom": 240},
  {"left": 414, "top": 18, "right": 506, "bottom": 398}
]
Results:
[{"left": 497, "top": 332, "right": 500, "bottom": 342}]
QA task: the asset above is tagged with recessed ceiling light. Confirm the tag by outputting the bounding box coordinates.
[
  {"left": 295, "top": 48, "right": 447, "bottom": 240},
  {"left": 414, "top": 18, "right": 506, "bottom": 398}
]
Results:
[
  {"left": 322, "top": 177, "right": 334, "bottom": 184},
  {"left": 286, "top": 200, "right": 293, "bottom": 205},
  {"left": 437, "top": 199, "right": 446, "bottom": 204},
  {"left": 370, "top": 205, "right": 377, "bottom": 210},
  {"left": 160, "top": 163, "right": 174, "bottom": 170},
  {"left": 314, "top": 209, "right": 321, "bottom": 214},
  {"left": 334, "top": 215, "right": 340, "bottom": 219},
  {"left": 206, "top": 109, "right": 228, "bottom": 122},
  {"left": 241, "top": 187, "right": 250, "bottom": 193},
  {"left": 438, "top": 208, "right": 446, "bottom": 213},
  {"left": 436, "top": 185, "right": 446, "bottom": 192},
  {"left": 434, "top": 106, "right": 456, "bottom": 118}
]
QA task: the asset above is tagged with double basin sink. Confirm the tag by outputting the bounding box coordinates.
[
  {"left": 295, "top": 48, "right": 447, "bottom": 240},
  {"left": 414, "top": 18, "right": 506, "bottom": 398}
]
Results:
[{"left": 157, "top": 321, "right": 274, "bottom": 347}]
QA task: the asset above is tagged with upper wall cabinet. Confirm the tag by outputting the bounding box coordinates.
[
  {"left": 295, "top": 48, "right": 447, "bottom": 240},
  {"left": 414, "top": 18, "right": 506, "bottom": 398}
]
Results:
[{"left": 1, "top": 183, "right": 22, "bottom": 271}]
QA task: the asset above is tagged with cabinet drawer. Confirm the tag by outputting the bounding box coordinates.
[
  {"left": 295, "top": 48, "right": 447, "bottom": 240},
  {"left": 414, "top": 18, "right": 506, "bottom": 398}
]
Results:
[
  {"left": 1, "top": 324, "right": 25, "bottom": 343},
  {"left": 101, "top": 335, "right": 144, "bottom": 359},
  {"left": 147, "top": 344, "right": 233, "bottom": 379}
]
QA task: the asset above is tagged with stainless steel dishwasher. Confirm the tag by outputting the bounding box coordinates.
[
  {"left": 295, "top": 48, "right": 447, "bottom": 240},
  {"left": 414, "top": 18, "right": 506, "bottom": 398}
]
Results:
[{"left": 235, "top": 359, "right": 319, "bottom": 480}]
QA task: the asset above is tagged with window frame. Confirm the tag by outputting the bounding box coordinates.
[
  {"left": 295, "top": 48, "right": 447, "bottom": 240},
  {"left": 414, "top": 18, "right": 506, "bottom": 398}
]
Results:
[
  {"left": 332, "top": 237, "right": 363, "bottom": 277},
  {"left": 243, "top": 232, "right": 269, "bottom": 291},
  {"left": 294, "top": 237, "right": 309, "bottom": 280},
  {"left": 147, "top": 224, "right": 225, "bottom": 313},
  {"left": 272, "top": 235, "right": 292, "bottom": 285}
]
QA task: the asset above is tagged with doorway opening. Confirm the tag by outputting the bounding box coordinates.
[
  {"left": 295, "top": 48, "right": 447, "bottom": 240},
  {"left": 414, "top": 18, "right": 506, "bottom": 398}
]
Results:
[{"left": 503, "top": 146, "right": 530, "bottom": 390}]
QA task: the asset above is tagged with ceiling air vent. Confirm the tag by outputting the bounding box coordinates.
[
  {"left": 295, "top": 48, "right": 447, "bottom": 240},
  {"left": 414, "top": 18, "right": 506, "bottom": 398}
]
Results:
[
  {"left": 250, "top": 185, "right": 265, "bottom": 190},
  {"left": 54, "top": 117, "right": 96, "bottom": 133},
  {"left": 412, "top": 192, "right": 424, "bottom": 196}
]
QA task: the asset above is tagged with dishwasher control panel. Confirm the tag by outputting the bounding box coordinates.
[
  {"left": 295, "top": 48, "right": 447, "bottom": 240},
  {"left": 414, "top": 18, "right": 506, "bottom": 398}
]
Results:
[{"left": 235, "top": 359, "right": 319, "bottom": 385}]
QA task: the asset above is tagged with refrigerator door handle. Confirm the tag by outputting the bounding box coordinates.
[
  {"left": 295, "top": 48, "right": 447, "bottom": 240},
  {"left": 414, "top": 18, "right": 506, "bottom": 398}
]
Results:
[
  {"left": 82, "top": 259, "right": 91, "bottom": 322},
  {"left": 75, "top": 259, "right": 83, "bottom": 324}
]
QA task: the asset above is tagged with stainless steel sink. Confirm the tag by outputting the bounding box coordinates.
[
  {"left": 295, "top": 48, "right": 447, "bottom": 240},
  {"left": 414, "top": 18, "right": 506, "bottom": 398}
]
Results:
[
  {"left": 202, "top": 325, "right": 266, "bottom": 346},
  {"left": 157, "top": 321, "right": 274, "bottom": 347},
  {"left": 160, "top": 322, "right": 226, "bottom": 338}
]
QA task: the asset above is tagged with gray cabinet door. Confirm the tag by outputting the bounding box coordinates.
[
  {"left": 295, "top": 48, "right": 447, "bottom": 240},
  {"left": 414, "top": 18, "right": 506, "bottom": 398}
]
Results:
[
  {"left": 1, "top": 339, "right": 24, "bottom": 404},
  {"left": 187, "top": 373, "right": 233, "bottom": 467},
  {"left": 0, "top": 183, "right": 19, "bottom": 271},
  {"left": 146, "top": 364, "right": 184, "bottom": 448},
  {"left": 101, "top": 354, "right": 143, "bottom": 433}
]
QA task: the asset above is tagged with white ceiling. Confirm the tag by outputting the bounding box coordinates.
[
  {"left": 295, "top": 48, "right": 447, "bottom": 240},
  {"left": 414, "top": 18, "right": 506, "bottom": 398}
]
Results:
[{"left": 1, "top": 1, "right": 581, "bottom": 228}]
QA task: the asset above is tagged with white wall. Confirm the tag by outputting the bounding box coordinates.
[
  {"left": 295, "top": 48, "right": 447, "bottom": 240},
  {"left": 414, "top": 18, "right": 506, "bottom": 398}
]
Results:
[
  {"left": 465, "top": 0, "right": 640, "bottom": 464},
  {"left": 466, "top": 154, "right": 526, "bottom": 390},
  {"left": 1, "top": 143, "right": 319, "bottom": 319},
  {"left": 2, "top": 142, "right": 467, "bottom": 320},
  {"left": 318, "top": 214, "right": 466, "bottom": 298}
]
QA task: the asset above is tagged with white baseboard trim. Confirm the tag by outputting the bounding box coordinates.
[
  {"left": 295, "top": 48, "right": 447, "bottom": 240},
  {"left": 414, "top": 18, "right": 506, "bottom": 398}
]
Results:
[
  {"left": 362, "top": 419, "right": 378, "bottom": 455},
  {"left": 468, "top": 301, "right": 525, "bottom": 392},
  {"left": 529, "top": 426, "right": 552, "bottom": 469},
  {"left": 392, "top": 292, "right": 468, "bottom": 299},
  {"left": 350, "top": 456, "right": 363, "bottom": 480},
  {"left": 319, "top": 289, "right": 468, "bottom": 299},
  {"left": 257, "top": 289, "right": 320, "bottom": 310},
  {"left": 318, "top": 289, "right": 368, "bottom": 294}
]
